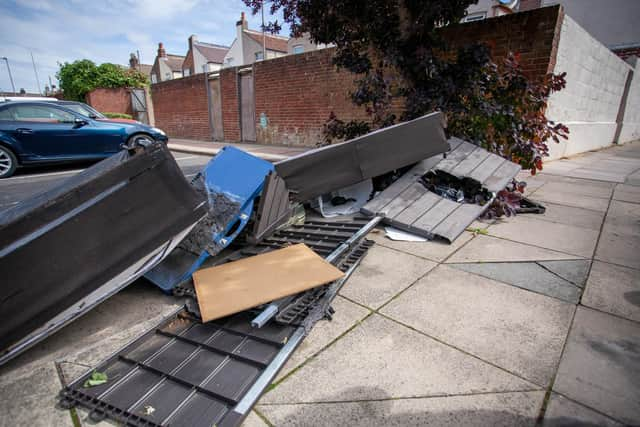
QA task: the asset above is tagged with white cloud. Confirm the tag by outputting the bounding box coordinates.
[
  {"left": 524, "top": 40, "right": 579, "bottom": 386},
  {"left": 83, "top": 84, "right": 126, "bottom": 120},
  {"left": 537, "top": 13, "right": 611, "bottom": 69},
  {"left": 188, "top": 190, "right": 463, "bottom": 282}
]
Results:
[{"left": 0, "top": 0, "right": 288, "bottom": 93}]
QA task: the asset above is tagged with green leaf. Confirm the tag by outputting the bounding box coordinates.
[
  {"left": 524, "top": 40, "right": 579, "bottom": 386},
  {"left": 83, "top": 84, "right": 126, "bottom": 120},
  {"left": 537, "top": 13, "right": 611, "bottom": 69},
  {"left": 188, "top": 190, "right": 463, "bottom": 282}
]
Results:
[{"left": 83, "top": 371, "right": 108, "bottom": 388}]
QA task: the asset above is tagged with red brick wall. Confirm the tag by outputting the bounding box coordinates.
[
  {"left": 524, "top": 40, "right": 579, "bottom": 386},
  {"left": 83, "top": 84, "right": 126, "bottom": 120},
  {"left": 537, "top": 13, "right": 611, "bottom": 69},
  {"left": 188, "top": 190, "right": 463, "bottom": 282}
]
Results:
[
  {"left": 613, "top": 46, "right": 640, "bottom": 61},
  {"left": 151, "top": 74, "right": 211, "bottom": 140},
  {"left": 86, "top": 88, "right": 133, "bottom": 116},
  {"left": 441, "top": 5, "right": 563, "bottom": 80},
  {"left": 149, "top": 6, "right": 563, "bottom": 146},
  {"left": 253, "top": 49, "right": 370, "bottom": 146},
  {"left": 220, "top": 68, "right": 241, "bottom": 141}
]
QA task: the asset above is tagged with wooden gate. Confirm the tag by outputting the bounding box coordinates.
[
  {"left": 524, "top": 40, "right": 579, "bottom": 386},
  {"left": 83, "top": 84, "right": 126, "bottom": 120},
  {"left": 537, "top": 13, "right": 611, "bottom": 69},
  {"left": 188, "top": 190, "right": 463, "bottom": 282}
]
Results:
[
  {"left": 239, "top": 70, "right": 256, "bottom": 142},
  {"left": 208, "top": 77, "right": 224, "bottom": 141}
]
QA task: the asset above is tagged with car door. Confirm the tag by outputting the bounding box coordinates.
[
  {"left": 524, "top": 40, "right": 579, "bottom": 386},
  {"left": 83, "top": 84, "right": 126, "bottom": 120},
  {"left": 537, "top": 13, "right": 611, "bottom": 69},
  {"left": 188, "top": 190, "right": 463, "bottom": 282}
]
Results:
[{"left": 7, "top": 104, "right": 99, "bottom": 160}]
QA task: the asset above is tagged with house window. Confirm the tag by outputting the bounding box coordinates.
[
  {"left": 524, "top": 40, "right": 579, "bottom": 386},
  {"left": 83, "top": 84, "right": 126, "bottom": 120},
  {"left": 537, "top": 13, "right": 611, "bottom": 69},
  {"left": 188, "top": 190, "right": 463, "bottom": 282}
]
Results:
[
  {"left": 208, "top": 62, "right": 221, "bottom": 72},
  {"left": 183, "top": 68, "right": 191, "bottom": 77},
  {"left": 165, "top": 72, "right": 172, "bottom": 80},
  {"left": 226, "top": 57, "right": 234, "bottom": 64},
  {"left": 461, "top": 12, "right": 486, "bottom": 22},
  {"left": 292, "top": 44, "right": 304, "bottom": 54},
  {"left": 172, "top": 71, "right": 183, "bottom": 79},
  {"left": 151, "top": 73, "right": 157, "bottom": 84},
  {"left": 255, "top": 51, "right": 264, "bottom": 61}
]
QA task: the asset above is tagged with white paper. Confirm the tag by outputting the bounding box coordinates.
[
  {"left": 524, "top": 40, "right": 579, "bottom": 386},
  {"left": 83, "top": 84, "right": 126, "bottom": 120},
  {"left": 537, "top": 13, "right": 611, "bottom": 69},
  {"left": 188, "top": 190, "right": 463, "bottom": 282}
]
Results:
[
  {"left": 312, "top": 179, "right": 373, "bottom": 218},
  {"left": 384, "top": 226, "right": 428, "bottom": 242}
]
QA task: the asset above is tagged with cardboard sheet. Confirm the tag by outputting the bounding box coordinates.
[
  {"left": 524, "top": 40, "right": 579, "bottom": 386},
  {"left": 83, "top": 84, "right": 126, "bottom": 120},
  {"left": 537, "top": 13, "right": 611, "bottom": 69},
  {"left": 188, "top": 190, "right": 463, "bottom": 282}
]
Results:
[{"left": 193, "top": 243, "right": 345, "bottom": 322}]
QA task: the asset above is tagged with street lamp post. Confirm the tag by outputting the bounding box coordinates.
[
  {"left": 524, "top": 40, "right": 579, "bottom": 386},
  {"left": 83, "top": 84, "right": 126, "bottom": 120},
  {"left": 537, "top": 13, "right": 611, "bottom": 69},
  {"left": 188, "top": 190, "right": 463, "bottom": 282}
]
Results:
[{"left": 1, "top": 57, "right": 16, "bottom": 95}]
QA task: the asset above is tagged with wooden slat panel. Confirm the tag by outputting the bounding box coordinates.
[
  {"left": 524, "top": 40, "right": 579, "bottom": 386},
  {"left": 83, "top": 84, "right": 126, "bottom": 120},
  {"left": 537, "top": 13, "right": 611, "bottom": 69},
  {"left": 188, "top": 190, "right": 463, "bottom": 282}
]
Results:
[
  {"left": 468, "top": 155, "right": 505, "bottom": 184},
  {"left": 393, "top": 191, "right": 441, "bottom": 225},
  {"left": 360, "top": 175, "right": 415, "bottom": 216},
  {"left": 483, "top": 161, "right": 522, "bottom": 192},
  {"left": 431, "top": 203, "right": 486, "bottom": 242},
  {"left": 412, "top": 198, "right": 459, "bottom": 232},
  {"left": 385, "top": 182, "right": 428, "bottom": 218},
  {"left": 451, "top": 147, "right": 491, "bottom": 177},
  {"left": 435, "top": 141, "right": 476, "bottom": 173}
]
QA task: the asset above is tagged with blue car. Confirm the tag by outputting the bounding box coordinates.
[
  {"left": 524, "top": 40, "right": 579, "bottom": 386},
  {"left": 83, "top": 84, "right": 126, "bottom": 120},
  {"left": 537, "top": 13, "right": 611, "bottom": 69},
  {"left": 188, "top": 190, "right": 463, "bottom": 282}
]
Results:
[{"left": 0, "top": 101, "right": 168, "bottom": 178}]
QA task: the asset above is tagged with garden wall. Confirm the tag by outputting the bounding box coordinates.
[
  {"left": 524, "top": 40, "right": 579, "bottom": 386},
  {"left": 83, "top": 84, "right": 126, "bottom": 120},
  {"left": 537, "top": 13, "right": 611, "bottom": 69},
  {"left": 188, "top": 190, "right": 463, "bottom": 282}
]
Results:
[
  {"left": 86, "top": 88, "right": 132, "bottom": 116},
  {"left": 546, "top": 15, "right": 639, "bottom": 158}
]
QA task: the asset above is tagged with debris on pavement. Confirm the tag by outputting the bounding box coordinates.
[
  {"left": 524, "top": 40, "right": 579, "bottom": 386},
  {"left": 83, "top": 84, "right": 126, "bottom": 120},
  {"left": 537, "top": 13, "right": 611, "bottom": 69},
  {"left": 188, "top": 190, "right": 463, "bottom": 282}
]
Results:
[
  {"left": 361, "top": 138, "right": 522, "bottom": 242},
  {"left": 385, "top": 226, "right": 428, "bottom": 242},
  {"left": 83, "top": 371, "right": 108, "bottom": 388},
  {"left": 311, "top": 179, "right": 373, "bottom": 218},
  {"left": 193, "top": 244, "right": 344, "bottom": 322},
  {"left": 0, "top": 141, "right": 206, "bottom": 367}
]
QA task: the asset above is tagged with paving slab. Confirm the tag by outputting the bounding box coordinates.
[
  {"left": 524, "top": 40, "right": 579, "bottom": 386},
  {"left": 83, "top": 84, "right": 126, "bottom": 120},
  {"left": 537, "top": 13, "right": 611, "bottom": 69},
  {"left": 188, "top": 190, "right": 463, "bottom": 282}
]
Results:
[
  {"left": 0, "top": 363, "right": 73, "bottom": 427},
  {"left": 275, "top": 296, "right": 371, "bottom": 381},
  {"left": 595, "top": 230, "right": 640, "bottom": 270},
  {"left": 530, "top": 185, "right": 611, "bottom": 212},
  {"left": 367, "top": 228, "right": 474, "bottom": 262},
  {"left": 262, "top": 314, "right": 538, "bottom": 404},
  {"left": 449, "top": 262, "right": 583, "bottom": 303},
  {"left": 542, "top": 393, "right": 623, "bottom": 426},
  {"left": 537, "top": 259, "right": 591, "bottom": 287},
  {"left": 603, "top": 199, "right": 640, "bottom": 238},
  {"left": 582, "top": 261, "right": 640, "bottom": 322},
  {"left": 446, "top": 234, "right": 585, "bottom": 264},
  {"left": 531, "top": 181, "right": 614, "bottom": 200},
  {"left": 626, "top": 170, "right": 640, "bottom": 186},
  {"left": 529, "top": 201, "right": 605, "bottom": 231},
  {"left": 553, "top": 307, "right": 640, "bottom": 425},
  {"left": 381, "top": 265, "right": 575, "bottom": 386},
  {"left": 488, "top": 216, "right": 599, "bottom": 258},
  {"left": 258, "top": 391, "right": 545, "bottom": 427},
  {"left": 339, "top": 245, "right": 437, "bottom": 309},
  {"left": 241, "top": 411, "right": 270, "bottom": 427},
  {"left": 613, "top": 183, "right": 640, "bottom": 204}
]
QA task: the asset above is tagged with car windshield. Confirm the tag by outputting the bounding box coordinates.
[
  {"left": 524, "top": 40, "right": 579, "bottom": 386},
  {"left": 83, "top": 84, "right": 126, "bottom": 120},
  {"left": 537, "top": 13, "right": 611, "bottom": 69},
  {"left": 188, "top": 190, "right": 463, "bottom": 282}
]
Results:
[{"left": 64, "top": 103, "right": 106, "bottom": 119}]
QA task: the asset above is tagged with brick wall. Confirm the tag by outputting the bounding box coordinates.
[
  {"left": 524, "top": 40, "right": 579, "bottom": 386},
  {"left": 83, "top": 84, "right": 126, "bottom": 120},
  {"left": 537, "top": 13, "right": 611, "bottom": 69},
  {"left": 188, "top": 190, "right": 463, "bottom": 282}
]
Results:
[
  {"left": 613, "top": 46, "right": 640, "bottom": 61},
  {"left": 441, "top": 5, "right": 563, "bottom": 80},
  {"left": 86, "top": 88, "right": 133, "bottom": 116},
  {"left": 220, "top": 68, "right": 241, "bottom": 142},
  {"left": 253, "top": 48, "right": 370, "bottom": 146},
  {"left": 151, "top": 73, "right": 211, "bottom": 140},
  {"left": 151, "top": 6, "right": 564, "bottom": 146}
]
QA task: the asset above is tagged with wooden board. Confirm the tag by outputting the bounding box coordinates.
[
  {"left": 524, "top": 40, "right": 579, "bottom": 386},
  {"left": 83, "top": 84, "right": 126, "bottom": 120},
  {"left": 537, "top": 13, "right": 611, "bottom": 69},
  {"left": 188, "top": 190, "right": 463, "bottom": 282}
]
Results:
[{"left": 193, "top": 244, "right": 344, "bottom": 322}]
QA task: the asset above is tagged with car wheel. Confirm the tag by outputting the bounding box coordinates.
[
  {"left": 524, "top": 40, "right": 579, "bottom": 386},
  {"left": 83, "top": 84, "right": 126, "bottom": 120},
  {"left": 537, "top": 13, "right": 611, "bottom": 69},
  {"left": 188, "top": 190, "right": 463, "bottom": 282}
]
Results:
[{"left": 0, "top": 146, "right": 17, "bottom": 178}]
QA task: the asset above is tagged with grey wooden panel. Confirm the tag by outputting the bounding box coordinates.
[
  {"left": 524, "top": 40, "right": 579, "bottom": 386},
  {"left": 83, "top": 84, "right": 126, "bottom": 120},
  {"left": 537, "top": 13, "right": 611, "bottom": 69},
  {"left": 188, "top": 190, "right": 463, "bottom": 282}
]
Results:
[
  {"left": 385, "top": 182, "right": 428, "bottom": 218},
  {"left": 483, "top": 161, "right": 522, "bottom": 192},
  {"left": 393, "top": 191, "right": 441, "bottom": 225},
  {"left": 468, "top": 155, "right": 505, "bottom": 185},
  {"left": 451, "top": 146, "right": 491, "bottom": 177},
  {"left": 436, "top": 141, "right": 476, "bottom": 173},
  {"left": 447, "top": 137, "right": 465, "bottom": 152},
  {"left": 412, "top": 198, "right": 459, "bottom": 232},
  {"left": 250, "top": 172, "right": 291, "bottom": 243},
  {"left": 240, "top": 72, "right": 256, "bottom": 142},
  {"left": 209, "top": 78, "right": 224, "bottom": 141},
  {"left": 432, "top": 203, "right": 486, "bottom": 242}
]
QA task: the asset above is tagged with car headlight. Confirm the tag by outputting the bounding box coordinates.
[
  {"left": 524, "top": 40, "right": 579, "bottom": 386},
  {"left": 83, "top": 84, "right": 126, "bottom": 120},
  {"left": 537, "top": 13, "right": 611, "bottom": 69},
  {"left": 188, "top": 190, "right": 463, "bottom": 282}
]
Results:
[{"left": 151, "top": 127, "right": 166, "bottom": 136}]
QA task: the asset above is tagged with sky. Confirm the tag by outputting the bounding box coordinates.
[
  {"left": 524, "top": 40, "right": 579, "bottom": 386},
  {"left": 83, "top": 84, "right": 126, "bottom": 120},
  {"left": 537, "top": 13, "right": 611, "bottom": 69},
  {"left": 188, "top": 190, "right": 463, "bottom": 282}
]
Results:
[{"left": 0, "top": 0, "right": 289, "bottom": 94}]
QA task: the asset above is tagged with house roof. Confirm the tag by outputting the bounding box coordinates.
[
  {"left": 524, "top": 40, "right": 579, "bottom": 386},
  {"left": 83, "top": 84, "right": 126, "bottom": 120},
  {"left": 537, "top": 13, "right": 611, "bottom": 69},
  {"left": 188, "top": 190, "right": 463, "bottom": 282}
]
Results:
[
  {"left": 244, "top": 30, "right": 289, "bottom": 53},
  {"left": 136, "top": 64, "right": 153, "bottom": 76},
  {"left": 194, "top": 42, "right": 229, "bottom": 64},
  {"left": 162, "top": 54, "right": 186, "bottom": 72}
]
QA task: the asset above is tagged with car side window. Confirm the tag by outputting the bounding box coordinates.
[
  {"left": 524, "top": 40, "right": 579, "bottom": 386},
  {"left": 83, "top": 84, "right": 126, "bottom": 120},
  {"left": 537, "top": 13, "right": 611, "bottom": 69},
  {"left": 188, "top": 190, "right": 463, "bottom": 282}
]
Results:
[
  {"left": 12, "top": 105, "right": 75, "bottom": 123},
  {"left": 0, "top": 107, "right": 14, "bottom": 120}
]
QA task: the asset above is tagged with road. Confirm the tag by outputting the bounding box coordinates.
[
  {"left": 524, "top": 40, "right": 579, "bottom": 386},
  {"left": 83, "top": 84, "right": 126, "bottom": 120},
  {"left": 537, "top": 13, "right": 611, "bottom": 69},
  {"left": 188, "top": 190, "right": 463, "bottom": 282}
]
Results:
[{"left": 0, "top": 152, "right": 213, "bottom": 212}]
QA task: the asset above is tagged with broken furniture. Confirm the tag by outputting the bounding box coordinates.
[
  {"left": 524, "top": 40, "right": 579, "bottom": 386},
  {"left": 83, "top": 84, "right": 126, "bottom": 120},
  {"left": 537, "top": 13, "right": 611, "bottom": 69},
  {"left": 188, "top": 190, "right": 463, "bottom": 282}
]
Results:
[
  {"left": 145, "top": 146, "right": 274, "bottom": 292},
  {"left": 361, "top": 138, "right": 522, "bottom": 242},
  {"left": 193, "top": 244, "right": 344, "bottom": 322},
  {"left": 59, "top": 217, "right": 377, "bottom": 427},
  {"left": 274, "top": 112, "right": 449, "bottom": 202},
  {"left": 0, "top": 142, "right": 206, "bottom": 366}
]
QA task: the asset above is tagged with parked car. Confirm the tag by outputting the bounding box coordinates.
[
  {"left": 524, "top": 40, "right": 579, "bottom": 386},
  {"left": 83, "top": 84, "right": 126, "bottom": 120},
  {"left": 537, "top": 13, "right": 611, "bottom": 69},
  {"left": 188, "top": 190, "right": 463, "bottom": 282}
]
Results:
[
  {"left": 0, "top": 101, "right": 168, "bottom": 178},
  {"left": 53, "top": 101, "right": 142, "bottom": 124}
]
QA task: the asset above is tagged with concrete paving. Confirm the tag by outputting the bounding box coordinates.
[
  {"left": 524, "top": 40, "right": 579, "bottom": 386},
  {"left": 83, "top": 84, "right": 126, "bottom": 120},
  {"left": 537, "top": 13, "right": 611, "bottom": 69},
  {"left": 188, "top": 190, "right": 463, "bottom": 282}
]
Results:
[{"left": 0, "top": 141, "right": 639, "bottom": 426}]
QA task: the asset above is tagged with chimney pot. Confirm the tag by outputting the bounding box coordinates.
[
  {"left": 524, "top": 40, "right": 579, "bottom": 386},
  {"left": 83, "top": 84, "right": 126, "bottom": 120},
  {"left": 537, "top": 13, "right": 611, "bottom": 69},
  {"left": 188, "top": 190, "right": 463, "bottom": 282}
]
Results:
[{"left": 158, "top": 42, "right": 167, "bottom": 58}]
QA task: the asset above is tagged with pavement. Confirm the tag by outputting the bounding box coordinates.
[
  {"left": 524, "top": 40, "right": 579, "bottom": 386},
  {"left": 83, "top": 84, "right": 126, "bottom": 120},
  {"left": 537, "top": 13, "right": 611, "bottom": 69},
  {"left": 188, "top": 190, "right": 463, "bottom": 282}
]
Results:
[
  {"left": 1, "top": 141, "right": 639, "bottom": 426},
  {"left": 168, "top": 138, "right": 308, "bottom": 162}
]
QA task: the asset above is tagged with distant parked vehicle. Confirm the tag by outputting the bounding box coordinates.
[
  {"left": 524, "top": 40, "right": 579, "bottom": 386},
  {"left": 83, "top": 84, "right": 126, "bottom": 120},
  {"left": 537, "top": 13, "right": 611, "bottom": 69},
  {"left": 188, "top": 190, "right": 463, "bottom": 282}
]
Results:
[
  {"left": 0, "top": 101, "right": 168, "bottom": 178},
  {"left": 53, "top": 101, "right": 142, "bottom": 124}
]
